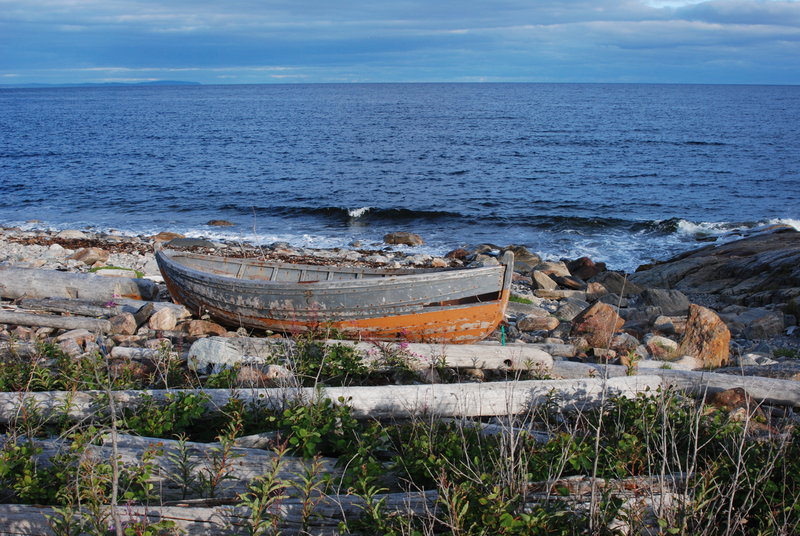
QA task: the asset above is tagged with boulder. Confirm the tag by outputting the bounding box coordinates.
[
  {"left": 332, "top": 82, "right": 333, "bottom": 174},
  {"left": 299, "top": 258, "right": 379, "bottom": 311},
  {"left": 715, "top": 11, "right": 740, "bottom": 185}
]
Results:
[
  {"left": 503, "top": 245, "right": 541, "bottom": 273},
  {"left": 533, "top": 261, "right": 571, "bottom": 278},
  {"left": 186, "top": 319, "right": 228, "bottom": 337},
  {"left": 165, "top": 237, "right": 218, "bottom": 249},
  {"left": 639, "top": 289, "right": 691, "bottom": 316},
  {"left": 109, "top": 313, "right": 137, "bottom": 336},
  {"left": 444, "top": 248, "right": 470, "bottom": 260},
  {"left": 570, "top": 302, "right": 625, "bottom": 349},
  {"left": 383, "top": 232, "right": 424, "bottom": 246},
  {"left": 151, "top": 232, "right": 185, "bottom": 242},
  {"left": 677, "top": 304, "right": 730, "bottom": 368},
  {"left": 555, "top": 297, "right": 591, "bottom": 322},
  {"left": 567, "top": 257, "right": 605, "bottom": 280},
  {"left": 630, "top": 228, "right": 800, "bottom": 308},
  {"left": 644, "top": 334, "right": 678, "bottom": 359},
  {"left": 591, "top": 271, "right": 643, "bottom": 297},
  {"left": 68, "top": 247, "right": 110, "bottom": 266},
  {"left": 206, "top": 219, "right": 235, "bottom": 226},
  {"left": 149, "top": 308, "right": 178, "bottom": 331},
  {"left": 551, "top": 275, "right": 588, "bottom": 291},
  {"left": 719, "top": 307, "right": 784, "bottom": 339},
  {"left": 531, "top": 270, "right": 558, "bottom": 290},
  {"left": 55, "top": 230, "right": 87, "bottom": 240},
  {"left": 586, "top": 282, "right": 608, "bottom": 301},
  {"left": 517, "top": 315, "right": 560, "bottom": 332}
]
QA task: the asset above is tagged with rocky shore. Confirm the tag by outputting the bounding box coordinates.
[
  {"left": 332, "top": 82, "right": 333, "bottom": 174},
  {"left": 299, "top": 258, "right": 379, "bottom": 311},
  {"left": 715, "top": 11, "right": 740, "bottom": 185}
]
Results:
[{"left": 1, "top": 225, "right": 799, "bottom": 385}]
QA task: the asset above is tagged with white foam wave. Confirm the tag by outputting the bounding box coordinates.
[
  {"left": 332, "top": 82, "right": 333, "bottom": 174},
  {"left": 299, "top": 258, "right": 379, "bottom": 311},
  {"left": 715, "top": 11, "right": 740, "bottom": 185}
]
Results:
[
  {"left": 347, "top": 207, "right": 372, "bottom": 219},
  {"left": 767, "top": 218, "right": 800, "bottom": 231},
  {"left": 674, "top": 219, "right": 734, "bottom": 236}
]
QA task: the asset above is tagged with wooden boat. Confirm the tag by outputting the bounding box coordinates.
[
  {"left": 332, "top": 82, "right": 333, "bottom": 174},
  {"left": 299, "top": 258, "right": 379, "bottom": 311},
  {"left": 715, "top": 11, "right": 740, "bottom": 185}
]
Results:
[{"left": 155, "top": 248, "right": 514, "bottom": 343}]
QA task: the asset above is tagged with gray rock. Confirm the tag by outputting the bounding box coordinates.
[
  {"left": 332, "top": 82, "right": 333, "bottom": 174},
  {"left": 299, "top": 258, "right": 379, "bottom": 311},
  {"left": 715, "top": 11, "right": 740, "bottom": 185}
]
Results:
[
  {"left": 720, "top": 307, "right": 785, "bottom": 339},
  {"left": 591, "top": 271, "right": 643, "bottom": 297},
  {"left": 165, "top": 237, "right": 218, "bottom": 249},
  {"left": 640, "top": 288, "right": 691, "bottom": 315},
  {"left": 555, "top": 297, "right": 590, "bottom": 322},
  {"left": 531, "top": 270, "right": 558, "bottom": 291}
]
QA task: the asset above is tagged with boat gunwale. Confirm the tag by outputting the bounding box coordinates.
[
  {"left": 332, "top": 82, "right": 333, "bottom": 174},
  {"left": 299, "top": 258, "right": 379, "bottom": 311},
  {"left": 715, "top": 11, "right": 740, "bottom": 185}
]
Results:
[{"left": 156, "top": 249, "right": 506, "bottom": 293}]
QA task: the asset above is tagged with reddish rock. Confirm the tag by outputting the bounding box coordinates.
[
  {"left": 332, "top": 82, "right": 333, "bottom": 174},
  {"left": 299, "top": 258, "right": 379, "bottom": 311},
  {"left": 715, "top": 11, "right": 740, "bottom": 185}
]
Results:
[
  {"left": 384, "top": 232, "right": 424, "bottom": 246},
  {"left": 570, "top": 302, "right": 625, "bottom": 349},
  {"left": 677, "top": 304, "right": 731, "bottom": 368},
  {"left": 444, "top": 248, "right": 470, "bottom": 260},
  {"left": 517, "top": 315, "right": 560, "bottom": 332},
  {"left": 708, "top": 387, "right": 752, "bottom": 411},
  {"left": 186, "top": 320, "right": 228, "bottom": 337},
  {"left": 109, "top": 313, "right": 137, "bottom": 336},
  {"left": 152, "top": 231, "right": 185, "bottom": 243},
  {"left": 568, "top": 257, "right": 604, "bottom": 280}
]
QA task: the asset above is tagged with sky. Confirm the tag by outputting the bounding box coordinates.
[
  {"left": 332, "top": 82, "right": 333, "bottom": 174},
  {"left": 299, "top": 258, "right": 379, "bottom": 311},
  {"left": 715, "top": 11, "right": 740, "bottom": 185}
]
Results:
[{"left": 1, "top": 0, "right": 799, "bottom": 86}]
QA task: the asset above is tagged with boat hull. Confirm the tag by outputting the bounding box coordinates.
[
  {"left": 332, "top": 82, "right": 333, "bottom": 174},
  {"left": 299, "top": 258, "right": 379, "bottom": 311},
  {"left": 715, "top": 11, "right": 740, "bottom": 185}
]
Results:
[{"left": 156, "top": 249, "right": 513, "bottom": 343}]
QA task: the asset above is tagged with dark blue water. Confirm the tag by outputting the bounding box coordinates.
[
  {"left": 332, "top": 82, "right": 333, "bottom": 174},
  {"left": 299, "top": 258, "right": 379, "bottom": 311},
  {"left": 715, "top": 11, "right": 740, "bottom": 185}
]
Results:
[{"left": 1, "top": 83, "right": 798, "bottom": 270}]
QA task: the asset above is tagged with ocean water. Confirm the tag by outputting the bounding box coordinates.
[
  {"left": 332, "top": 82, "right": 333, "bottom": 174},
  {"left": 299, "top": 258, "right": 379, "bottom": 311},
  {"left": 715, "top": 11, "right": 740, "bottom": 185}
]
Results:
[{"left": 1, "top": 83, "right": 798, "bottom": 271}]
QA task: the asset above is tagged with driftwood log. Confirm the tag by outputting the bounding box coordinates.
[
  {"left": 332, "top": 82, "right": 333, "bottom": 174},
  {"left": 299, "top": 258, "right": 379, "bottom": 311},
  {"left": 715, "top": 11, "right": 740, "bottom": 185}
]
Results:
[
  {"left": 0, "top": 310, "right": 112, "bottom": 333},
  {"left": 0, "top": 266, "right": 158, "bottom": 301},
  {"left": 188, "top": 336, "right": 557, "bottom": 373},
  {"left": 0, "top": 473, "right": 689, "bottom": 535},
  {"left": 551, "top": 361, "right": 800, "bottom": 407},
  {"left": 0, "top": 433, "right": 340, "bottom": 502},
  {"left": 16, "top": 297, "right": 191, "bottom": 320},
  {"left": 0, "top": 376, "right": 662, "bottom": 424}
]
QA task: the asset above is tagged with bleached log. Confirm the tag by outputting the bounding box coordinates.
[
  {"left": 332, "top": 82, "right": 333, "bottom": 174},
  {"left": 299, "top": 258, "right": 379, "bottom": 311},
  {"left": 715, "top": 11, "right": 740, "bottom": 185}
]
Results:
[
  {"left": 18, "top": 297, "right": 120, "bottom": 318},
  {"left": 17, "top": 297, "right": 190, "bottom": 322},
  {"left": 188, "top": 336, "right": 554, "bottom": 373},
  {"left": 109, "top": 346, "right": 188, "bottom": 361},
  {"left": 9, "top": 433, "right": 340, "bottom": 502},
  {"left": 0, "top": 488, "right": 438, "bottom": 535},
  {"left": 0, "top": 266, "right": 158, "bottom": 301},
  {"left": 0, "top": 376, "right": 663, "bottom": 424},
  {"left": 551, "top": 360, "right": 800, "bottom": 407},
  {"left": 0, "top": 310, "right": 112, "bottom": 333}
]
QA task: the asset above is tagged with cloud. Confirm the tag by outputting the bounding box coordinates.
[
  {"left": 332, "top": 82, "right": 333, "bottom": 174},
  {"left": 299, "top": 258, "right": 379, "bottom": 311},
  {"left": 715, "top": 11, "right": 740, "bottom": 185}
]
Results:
[{"left": 0, "top": 0, "right": 798, "bottom": 84}]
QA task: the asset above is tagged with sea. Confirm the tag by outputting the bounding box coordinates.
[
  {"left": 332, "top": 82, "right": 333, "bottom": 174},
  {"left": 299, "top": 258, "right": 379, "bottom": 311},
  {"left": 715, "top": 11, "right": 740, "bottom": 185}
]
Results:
[{"left": 1, "top": 83, "right": 798, "bottom": 272}]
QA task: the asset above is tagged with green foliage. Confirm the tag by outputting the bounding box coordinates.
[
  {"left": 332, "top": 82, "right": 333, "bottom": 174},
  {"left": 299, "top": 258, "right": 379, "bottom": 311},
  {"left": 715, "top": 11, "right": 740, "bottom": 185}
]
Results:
[
  {"left": 509, "top": 294, "right": 533, "bottom": 304},
  {"left": 292, "top": 336, "right": 371, "bottom": 386},
  {"left": 124, "top": 392, "right": 209, "bottom": 438}
]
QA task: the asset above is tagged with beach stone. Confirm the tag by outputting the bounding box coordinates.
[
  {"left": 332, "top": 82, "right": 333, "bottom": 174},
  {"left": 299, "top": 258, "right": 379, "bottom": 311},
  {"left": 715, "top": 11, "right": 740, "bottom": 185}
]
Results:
[
  {"left": 599, "top": 293, "right": 628, "bottom": 307},
  {"left": 708, "top": 387, "right": 754, "bottom": 411},
  {"left": 56, "top": 328, "right": 94, "bottom": 346},
  {"left": 570, "top": 302, "right": 625, "bottom": 349},
  {"left": 531, "top": 270, "right": 558, "bottom": 290},
  {"left": 44, "top": 244, "right": 66, "bottom": 258},
  {"left": 586, "top": 282, "right": 608, "bottom": 301},
  {"left": 517, "top": 315, "right": 560, "bottom": 332},
  {"left": 430, "top": 257, "right": 448, "bottom": 268},
  {"left": 533, "top": 261, "right": 571, "bottom": 278},
  {"left": 677, "top": 304, "right": 730, "bottom": 368},
  {"left": 58, "top": 338, "right": 83, "bottom": 358},
  {"left": 551, "top": 274, "right": 587, "bottom": 291},
  {"left": 152, "top": 232, "right": 185, "bottom": 242},
  {"left": 206, "top": 219, "right": 235, "bottom": 226},
  {"left": 383, "top": 232, "right": 424, "bottom": 246},
  {"left": 444, "top": 248, "right": 470, "bottom": 260},
  {"left": 236, "top": 364, "right": 292, "bottom": 387},
  {"left": 556, "top": 297, "right": 590, "bottom": 322},
  {"left": 55, "top": 230, "right": 87, "bottom": 240},
  {"left": 591, "top": 271, "right": 643, "bottom": 297},
  {"left": 109, "top": 313, "right": 137, "bottom": 336},
  {"left": 186, "top": 319, "right": 228, "bottom": 337},
  {"left": 11, "top": 326, "right": 34, "bottom": 341},
  {"left": 68, "top": 247, "right": 110, "bottom": 266},
  {"left": 610, "top": 332, "right": 640, "bottom": 355},
  {"left": 149, "top": 308, "right": 178, "bottom": 331},
  {"left": 644, "top": 334, "right": 678, "bottom": 359},
  {"left": 720, "top": 307, "right": 784, "bottom": 339},
  {"left": 639, "top": 288, "right": 691, "bottom": 315}
]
